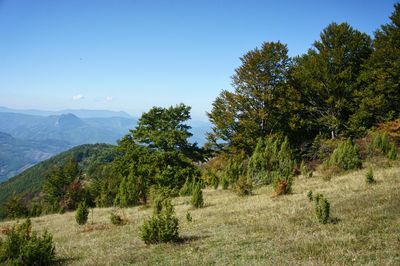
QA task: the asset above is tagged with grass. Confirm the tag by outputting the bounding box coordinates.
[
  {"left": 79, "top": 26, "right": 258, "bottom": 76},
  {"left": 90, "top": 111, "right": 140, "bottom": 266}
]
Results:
[{"left": 1, "top": 164, "right": 400, "bottom": 265}]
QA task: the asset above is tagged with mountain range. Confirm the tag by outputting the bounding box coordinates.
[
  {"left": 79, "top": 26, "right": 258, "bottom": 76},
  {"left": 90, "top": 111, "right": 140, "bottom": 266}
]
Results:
[{"left": 0, "top": 106, "right": 210, "bottom": 182}]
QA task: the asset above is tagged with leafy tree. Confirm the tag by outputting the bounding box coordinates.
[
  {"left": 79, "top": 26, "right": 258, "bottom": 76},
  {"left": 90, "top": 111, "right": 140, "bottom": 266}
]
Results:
[
  {"left": 292, "top": 23, "right": 372, "bottom": 139},
  {"left": 208, "top": 42, "right": 298, "bottom": 155},
  {"left": 352, "top": 4, "right": 400, "bottom": 132}
]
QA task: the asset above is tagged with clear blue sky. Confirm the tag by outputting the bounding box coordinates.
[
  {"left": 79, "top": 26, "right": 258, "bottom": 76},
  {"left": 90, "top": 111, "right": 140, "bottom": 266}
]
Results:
[{"left": 0, "top": 0, "right": 397, "bottom": 120}]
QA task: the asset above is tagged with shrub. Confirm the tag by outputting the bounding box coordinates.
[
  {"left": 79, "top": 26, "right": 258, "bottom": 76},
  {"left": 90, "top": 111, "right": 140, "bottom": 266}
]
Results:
[
  {"left": 247, "top": 136, "right": 294, "bottom": 195},
  {"left": 370, "top": 132, "right": 397, "bottom": 160},
  {"left": 235, "top": 175, "right": 253, "bottom": 196},
  {"left": 329, "top": 138, "right": 362, "bottom": 171},
  {"left": 186, "top": 212, "right": 192, "bottom": 222},
  {"left": 110, "top": 212, "right": 125, "bottom": 225},
  {"left": 179, "top": 178, "right": 195, "bottom": 196},
  {"left": 225, "top": 158, "right": 245, "bottom": 185},
  {"left": 211, "top": 172, "right": 219, "bottom": 189},
  {"left": 365, "top": 168, "right": 375, "bottom": 184},
  {"left": 75, "top": 202, "right": 89, "bottom": 225},
  {"left": 191, "top": 183, "right": 204, "bottom": 208},
  {"left": 314, "top": 193, "right": 330, "bottom": 224},
  {"left": 387, "top": 143, "right": 397, "bottom": 160},
  {"left": 221, "top": 175, "right": 229, "bottom": 190},
  {"left": 139, "top": 199, "right": 179, "bottom": 244},
  {"left": 0, "top": 219, "right": 55, "bottom": 265},
  {"left": 307, "top": 190, "right": 313, "bottom": 201}
]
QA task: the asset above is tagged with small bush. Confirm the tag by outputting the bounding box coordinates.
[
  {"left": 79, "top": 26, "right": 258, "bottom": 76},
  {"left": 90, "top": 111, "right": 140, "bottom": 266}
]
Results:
[
  {"left": 314, "top": 193, "right": 330, "bottom": 224},
  {"left": 365, "top": 168, "right": 375, "bottom": 184},
  {"left": 235, "top": 175, "right": 253, "bottom": 196},
  {"left": 75, "top": 202, "right": 89, "bottom": 225},
  {"left": 307, "top": 190, "right": 313, "bottom": 201},
  {"left": 329, "top": 138, "right": 362, "bottom": 171},
  {"left": 0, "top": 219, "right": 56, "bottom": 265},
  {"left": 387, "top": 143, "right": 397, "bottom": 160},
  {"left": 179, "top": 178, "right": 195, "bottom": 196},
  {"left": 186, "top": 212, "right": 192, "bottom": 222},
  {"left": 110, "top": 212, "right": 125, "bottom": 225},
  {"left": 191, "top": 183, "right": 204, "bottom": 208},
  {"left": 139, "top": 199, "right": 179, "bottom": 244},
  {"left": 221, "top": 176, "right": 229, "bottom": 190}
]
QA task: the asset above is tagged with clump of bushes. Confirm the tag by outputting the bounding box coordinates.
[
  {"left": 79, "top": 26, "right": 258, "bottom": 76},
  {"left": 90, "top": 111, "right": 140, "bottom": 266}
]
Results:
[
  {"left": 0, "top": 219, "right": 56, "bottom": 265},
  {"left": 221, "top": 176, "right": 229, "bottom": 190},
  {"left": 328, "top": 138, "right": 362, "bottom": 171},
  {"left": 365, "top": 168, "right": 375, "bottom": 184},
  {"left": 75, "top": 202, "right": 89, "bottom": 225},
  {"left": 313, "top": 193, "right": 330, "bottom": 224},
  {"left": 179, "top": 177, "right": 195, "bottom": 196},
  {"left": 247, "top": 136, "right": 295, "bottom": 195},
  {"left": 139, "top": 199, "right": 179, "bottom": 244},
  {"left": 370, "top": 132, "right": 397, "bottom": 160},
  {"left": 191, "top": 183, "right": 204, "bottom": 208},
  {"left": 235, "top": 175, "right": 253, "bottom": 196}
]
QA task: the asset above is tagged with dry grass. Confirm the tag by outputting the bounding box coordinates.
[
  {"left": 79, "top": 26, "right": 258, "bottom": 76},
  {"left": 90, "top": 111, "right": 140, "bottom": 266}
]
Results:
[{"left": 1, "top": 164, "right": 400, "bottom": 265}]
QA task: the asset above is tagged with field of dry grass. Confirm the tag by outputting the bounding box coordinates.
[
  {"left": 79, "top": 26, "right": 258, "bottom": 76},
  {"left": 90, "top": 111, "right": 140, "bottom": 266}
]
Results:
[{"left": 1, "top": 162, "right": 400, "bottom": 265}]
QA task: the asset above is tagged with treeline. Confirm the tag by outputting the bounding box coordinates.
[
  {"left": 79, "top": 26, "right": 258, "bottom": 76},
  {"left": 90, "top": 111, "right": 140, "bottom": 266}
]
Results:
[{"left": 2, "top": 4, "right": 400, "bottom": 219}]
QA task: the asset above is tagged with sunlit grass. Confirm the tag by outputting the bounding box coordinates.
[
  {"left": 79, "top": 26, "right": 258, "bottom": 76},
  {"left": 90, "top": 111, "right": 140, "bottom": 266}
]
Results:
[{"left": 1, "top": 163, "right": 399, "bottom": 265}]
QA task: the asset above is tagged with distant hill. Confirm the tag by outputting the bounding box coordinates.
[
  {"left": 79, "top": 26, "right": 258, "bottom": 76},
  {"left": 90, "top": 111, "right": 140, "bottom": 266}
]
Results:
[
  {"left": 0, "top": 112, "right": 137, "bottom": 146},
  {"left": 0, "top": 106, "right": 132, "bottom": 118},
  {"left": 0, "top": 132, "right": 71, "bottom": 182},
  {"left": 0, "top": 143, "right": 115, "bottom": 218}
]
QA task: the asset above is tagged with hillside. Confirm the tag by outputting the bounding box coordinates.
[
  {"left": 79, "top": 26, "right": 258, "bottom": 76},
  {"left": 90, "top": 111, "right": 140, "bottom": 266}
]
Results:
[
  {"left": 0, "top": 144, "right": 115, "bottom": 218},
  {"left": 0, "top": 132, "right": 71, "bottom": 182},
  {"left": 0, "top": 164, "right": 399, "bottom": 265}
]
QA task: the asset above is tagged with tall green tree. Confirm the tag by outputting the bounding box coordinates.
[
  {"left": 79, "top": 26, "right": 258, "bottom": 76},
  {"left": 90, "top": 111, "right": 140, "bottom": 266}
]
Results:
[
  {"left": 351, "top": 4, "right": 400, "bottom": 132},
  {"left": 291, "top": 23, "right": 372, "bottom": 139},
  {"left": 208, "top": 42, "right": 298, "bottom": 155}
]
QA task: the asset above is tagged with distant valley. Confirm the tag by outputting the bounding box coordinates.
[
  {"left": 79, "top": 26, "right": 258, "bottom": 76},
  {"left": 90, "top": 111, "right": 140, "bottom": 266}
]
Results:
[{"left": 0, "top": 107, "right": 210, "bottom": 182}]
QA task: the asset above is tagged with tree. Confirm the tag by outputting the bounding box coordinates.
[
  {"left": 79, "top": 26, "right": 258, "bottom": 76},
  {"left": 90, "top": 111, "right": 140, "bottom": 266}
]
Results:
[
  {"left": 111, "top": 104, "right": 202, "bottom": 205},
  {"left": 351, "top": 4, "right": 400, "bottom": 132},
  {"left": 208, "top": 42, "right": 298, "bottom": 155},
  {"left": 291, "top": 23, "right": 372, "bottom": 139}
]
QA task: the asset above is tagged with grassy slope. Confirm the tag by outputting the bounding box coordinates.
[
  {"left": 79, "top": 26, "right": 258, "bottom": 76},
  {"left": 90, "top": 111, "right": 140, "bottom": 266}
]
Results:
[{"left": 1, "top": 164, "right": 399, "bottom": 265}]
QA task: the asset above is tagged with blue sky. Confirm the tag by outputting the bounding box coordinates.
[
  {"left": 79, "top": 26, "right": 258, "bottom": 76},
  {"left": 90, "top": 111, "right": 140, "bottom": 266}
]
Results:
[{"left": 0, "top": 0, "right": 397, "bottom": 120}]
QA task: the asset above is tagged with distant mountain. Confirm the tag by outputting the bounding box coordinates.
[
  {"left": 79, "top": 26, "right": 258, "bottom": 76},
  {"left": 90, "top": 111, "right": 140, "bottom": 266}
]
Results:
[
  {"left": 0, "top": 132, "right": 71, "bottom": 182},
  {"left": 0, "top": 144, "right": 115, "bottom": 218},
  {"left": 0, "top": 106, "right": 132, "bottom": 118},
  {"left": 0, "top": 112, "right": 137, "bottom": 145}
]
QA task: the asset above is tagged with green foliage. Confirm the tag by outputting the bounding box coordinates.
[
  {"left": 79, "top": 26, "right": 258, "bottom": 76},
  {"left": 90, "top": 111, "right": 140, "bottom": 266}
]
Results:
[
  {"left": 139, "top": 199, "right": 179, "bottom": 244},
  {"left": 307, "top": 190, "right": 313, "bottom": 202},
  {"left": 3, "top": 192, "right": 27, "bottom": 219},
  {"left": 75, "top": 202, "right": 89, "bottom": 225},
  {"left": 370, "top": 132, "right": 397, "bottom": 160},
  {"left": 207, "top": 41, "right": 297, "bottom": 155},
  {"left": 186, "top": 212, "right": 192, "bottom": 222},
  {"left": 224, "top": 157, "right": 245, "bottom": 185},
  {"left": 329, "top": 139, "right": 362, "bottom": 171},
  {"left": 179, "top": 177, "right": 195, "bottom": 196},
  {"left": 292, "top": 22, "right": 372, "bottom": 138},
  {"left": 221, "top": 175, "right": 229, "bottom": 190},
  {"left": 353, "top": 4, "right": 400, "bottom": 131},
  {"left": 0, "top": 219, "right": 56, "bottom": 265},
  {"left": 247, "top": 136, "right": 294, "bottom": 194},
  {"left": 314, "top": 193, "right": 330, "bottom": 224},
  {"left": 365, "top": 168, "right": 375, "bottom": 184},
  {"left": 114, "top": 175, "right": 138, "bottom": 207},
  {"left": 191, "top": 183, "right": 204, "bottom": 208},
  {"left": 235, "top": 175, "right": 253, "bottom": 196}
]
